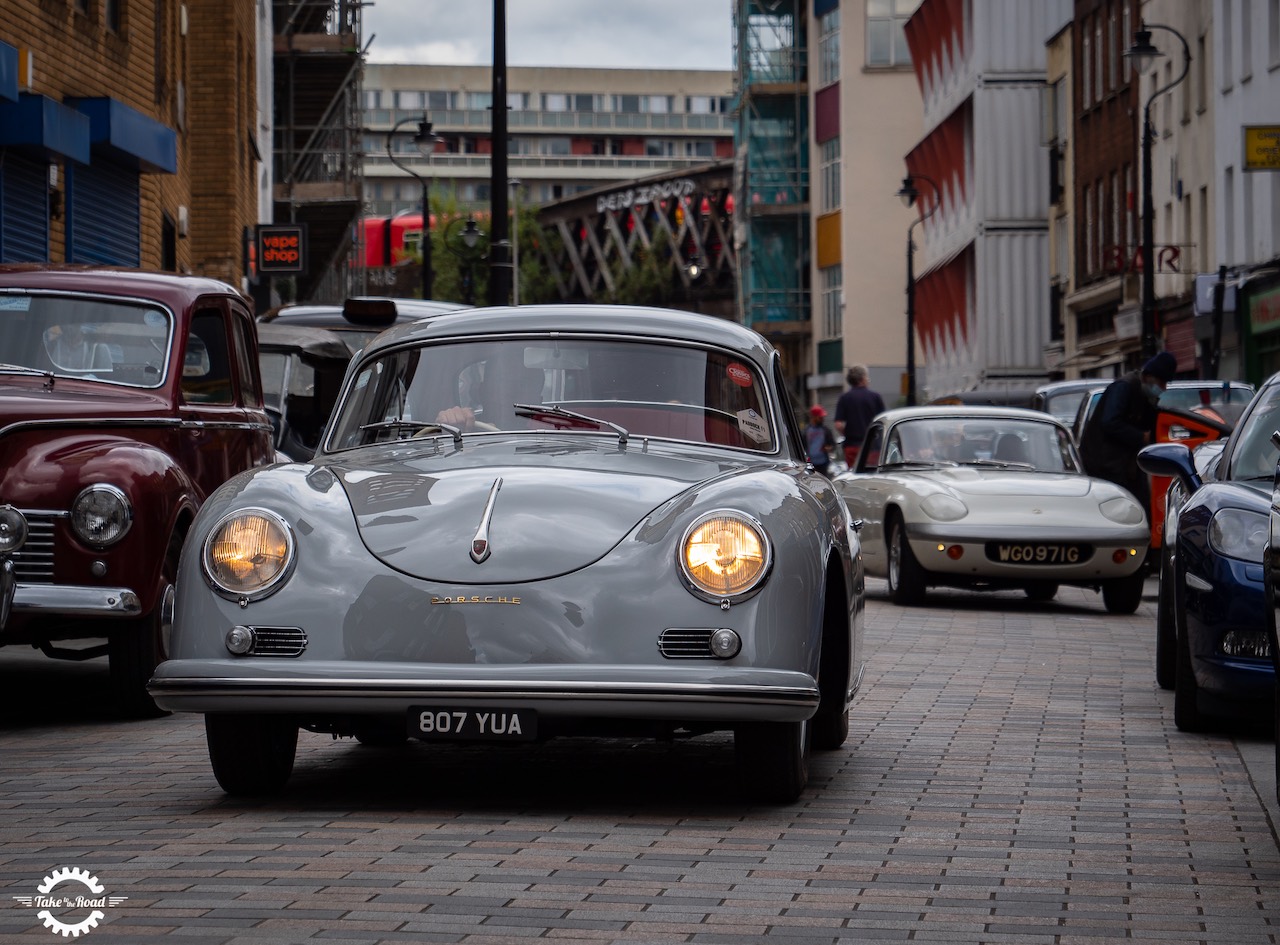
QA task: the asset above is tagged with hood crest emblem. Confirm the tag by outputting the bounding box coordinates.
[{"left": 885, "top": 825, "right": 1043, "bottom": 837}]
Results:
[{"left": 470, "top": 477, "right": 503, "bottom": 564}]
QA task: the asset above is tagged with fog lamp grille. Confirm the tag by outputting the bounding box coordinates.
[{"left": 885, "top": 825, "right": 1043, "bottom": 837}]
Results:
[
  {"left": 247, "top": 626, "right": 308, "bottom": 657},
  {"left": 658, "top": 628, "right": 715, "bottom": 659}
]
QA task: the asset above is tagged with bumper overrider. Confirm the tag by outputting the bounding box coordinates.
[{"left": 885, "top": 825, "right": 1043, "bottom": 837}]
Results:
[{"left": 147, "top": 660, "right": 819, "bottom": 723}]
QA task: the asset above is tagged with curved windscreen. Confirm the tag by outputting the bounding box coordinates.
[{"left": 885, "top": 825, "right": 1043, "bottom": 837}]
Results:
[
  {"left": 327, "top": 336, "right": 776, "bottom": 452},
  {"left": 879, "top": 416, "right": 1080, "bottom": 473}
]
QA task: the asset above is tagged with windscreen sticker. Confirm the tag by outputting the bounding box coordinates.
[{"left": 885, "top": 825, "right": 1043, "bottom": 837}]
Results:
[
  {"left": 737, "top": 408, "right": 770, "bottom": 444},
  {"left": 0, "top": 296, "right": 32, "bottom": 311},
  {"left": 726, "top": 362, "right": 753, "bottom": 388}
]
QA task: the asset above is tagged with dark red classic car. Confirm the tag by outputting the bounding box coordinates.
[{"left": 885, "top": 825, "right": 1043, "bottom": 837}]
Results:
[{"left": 0, "top": 266, "right": 274, "bottom": 715}]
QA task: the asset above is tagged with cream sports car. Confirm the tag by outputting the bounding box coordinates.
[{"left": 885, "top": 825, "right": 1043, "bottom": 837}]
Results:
[
  {"left": 833, "top": 406, "right": 1149, "bottom": 612},
  {"left": 148, "top": 304, "right": 866, "bottom": 802}
]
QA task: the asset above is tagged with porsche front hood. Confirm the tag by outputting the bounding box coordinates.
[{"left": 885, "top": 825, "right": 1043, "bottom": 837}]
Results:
[{"left": 328, "top": 438, "right": 743, "bottom": 583}]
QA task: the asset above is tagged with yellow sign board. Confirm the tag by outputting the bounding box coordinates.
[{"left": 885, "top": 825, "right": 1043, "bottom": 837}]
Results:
[{"left": 1243, "top": 126, "right": 1280, "bottom": 171}]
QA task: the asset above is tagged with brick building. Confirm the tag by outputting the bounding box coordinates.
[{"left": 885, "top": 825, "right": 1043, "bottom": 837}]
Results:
[{"left": 0, "top": 0, "right": 261, "bottom": 291}]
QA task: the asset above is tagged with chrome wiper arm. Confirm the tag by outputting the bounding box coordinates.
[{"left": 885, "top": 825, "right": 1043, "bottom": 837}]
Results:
[
  {"left": 513, "top": 403, "right": 629, "bottom": 447},
  {"left": 359, "top": 418, "right": 464, "bottom": 447}
]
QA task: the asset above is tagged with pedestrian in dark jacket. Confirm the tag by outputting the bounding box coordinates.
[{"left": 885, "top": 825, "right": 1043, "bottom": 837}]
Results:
[
  {"left": 834, "top": 364, "right": 886, "bottom": 469},
  {"left": 805, "top": 405, "right": 836, "bottom": 475},
  {"left": 1079, "top": 351, "right": 1177, "bottom": 509}
]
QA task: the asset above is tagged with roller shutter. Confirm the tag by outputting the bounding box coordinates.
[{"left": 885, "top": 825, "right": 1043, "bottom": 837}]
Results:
[
  {"left": 0, "top": 152, "right": 49, "bottom": 262},
  {"left": 67, "top": 159, "right": 140, "bottom": 266}
]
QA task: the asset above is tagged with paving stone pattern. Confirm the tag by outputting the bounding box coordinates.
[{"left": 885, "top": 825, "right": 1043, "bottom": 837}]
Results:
[{"left": 1, "top": 580, "right": 1278, "bottom": 944}]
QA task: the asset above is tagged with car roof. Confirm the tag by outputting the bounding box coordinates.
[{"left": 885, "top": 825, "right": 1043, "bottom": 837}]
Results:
[
  {"left": 878, "top": 405, "right": 1071, "bottom": 428},
  {"left": 260, "top": 297, "right": 469, "bottom": 330},
  {"left": 255, "top": 322, "right": 360, "bottom": 359},
  {"left": 1035, "top": 379, "right": 1108, "bottom": 395},
  {"left": 0, "top": 264, "right": 243, "bottom": 305},
  {"left": 366, "top": 303, "right": 777, "bottom": 365}
]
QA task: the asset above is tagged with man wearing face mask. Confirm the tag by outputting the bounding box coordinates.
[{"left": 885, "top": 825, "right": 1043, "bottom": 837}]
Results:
[{"left": 1079, "top": 350, "right": 1177, "bottom": 510}]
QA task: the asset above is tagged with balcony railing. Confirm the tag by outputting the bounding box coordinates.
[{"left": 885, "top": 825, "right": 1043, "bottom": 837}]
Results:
[
  {"left": 366, "top": 108, "right": 733, "bottom": 136},
  {"left": 364, "top": 153, "right": 721, "bottom": 176}
]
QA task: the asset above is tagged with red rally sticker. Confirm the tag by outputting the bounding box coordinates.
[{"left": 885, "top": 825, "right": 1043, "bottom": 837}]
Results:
[{"left": 726, "top": 363, "right": 753, "bottom": 387}]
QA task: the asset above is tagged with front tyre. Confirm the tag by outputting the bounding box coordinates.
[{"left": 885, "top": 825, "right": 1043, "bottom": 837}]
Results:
[
  {"left": 205, "top": 713, "right": 298, "bottom": 795},
  {"left": 887, "top": 513, "right": 927, "bottom": 606},
  {"left": 1102, "top": 569, "right": 1145, "bottom": 614},
  {"left": 735, "top": 720, "right": 809, "bottom": 803},
  {"left": 109, "top": 531, "right": 181, "bottom": 718}
]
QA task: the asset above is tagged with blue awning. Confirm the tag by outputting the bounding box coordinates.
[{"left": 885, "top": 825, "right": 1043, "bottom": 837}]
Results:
[
  {"left": 66, "top": 96, "right": 177, "bottom": 174},
  {"left": 0, "top": 93, "right": 90, "bottom": 163},
  {"left": 0, "top": 41, "right": 18, "bottom": 103}
]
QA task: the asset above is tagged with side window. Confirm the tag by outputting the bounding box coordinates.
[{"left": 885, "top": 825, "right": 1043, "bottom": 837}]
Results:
[
  {"left": 182, "top": 308, "right": 233, "bottom": 405},
  {"left": 860, "top": 424, "right": 884, "bottom": 470},
  {"left": 230, "top": 313, "right": 262, "bottom": 406}
]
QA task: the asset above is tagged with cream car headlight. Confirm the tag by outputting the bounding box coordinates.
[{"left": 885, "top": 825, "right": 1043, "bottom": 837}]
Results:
[
  {"left": 71, "top": 484, "right": 132, "bottom": 547},
  {"left": 680, "top": 511, "right": 771, "bottom": 600},
  {"left": 1099, "top": 495, "right": 1146, "bottom": 525},
  {"left": 920, "top": 494, "right": 968, "bottom": 521},
  {"left": 203, "top": 508, "right": 295, "bottom": 600},
  {"left": 1208, "top": 508, "right": 1267, "bottom": 562}
]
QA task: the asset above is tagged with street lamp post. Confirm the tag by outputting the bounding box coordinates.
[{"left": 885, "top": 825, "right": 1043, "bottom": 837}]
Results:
[
  {"left": 386, "top": 114, "right": 441, "bottom": 300},
  {"left": 444, "top": 216, "right": 488, "bottom": 306},
  {"left": 1125, "top": 22, "right": 1190, "bottom": 360},
  {"left": 896, "top": 174, "right": 940, "bottom": 407}
]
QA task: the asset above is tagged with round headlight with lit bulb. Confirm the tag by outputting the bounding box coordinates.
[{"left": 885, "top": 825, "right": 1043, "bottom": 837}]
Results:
[
  {"left": 679, "top": 510, "right": 771, "bottom": 601},
  {"left": 202, "top": 508, "right": 295, "bottom": 600},
  {"left": 70, "top": 484, "right": 132, "bottom": 548}
]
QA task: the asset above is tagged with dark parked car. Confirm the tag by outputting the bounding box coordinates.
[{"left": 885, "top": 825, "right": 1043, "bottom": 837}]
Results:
[
  {"left": 0, "top": 266, "right": 274, "bottom": 715},
  {"left": 1137, "top": 372, "right": 1279, "bottom": 732},
  {"left": 149, "top": 304, "right": 866, "bottom": 802},
  {"left": 256, "top": 323, "right": 358, "bottom": 462}
]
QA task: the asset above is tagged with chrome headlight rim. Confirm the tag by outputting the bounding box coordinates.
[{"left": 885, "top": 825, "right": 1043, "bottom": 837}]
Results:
[
  {"left": 70, "top": 483, "right": 133, "bottom": 548},
  {"left": 0, "top": 504, "right": 28, "bottom": 555},
  {"left": 1208, "top": 507, "right": 1268, "bottom": 562},
  {"left": 677, "top": 509, "right": 773, "bottom": 604},
  {"left": 201, "top": 507, "right": 297, "bottom": 602}
]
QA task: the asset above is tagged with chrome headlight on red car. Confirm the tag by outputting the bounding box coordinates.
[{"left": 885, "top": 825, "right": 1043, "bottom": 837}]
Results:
[
  {"left": 71, "top": 484, "right": 132, "bottom": 548},
  {"left": 202, "top": 508, "right": 295, "bottom": 600}
]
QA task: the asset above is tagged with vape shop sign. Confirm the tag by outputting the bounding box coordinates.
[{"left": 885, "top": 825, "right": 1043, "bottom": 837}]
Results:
[{"left": 256, "top": 224, "right": 308, "bottom": 273}]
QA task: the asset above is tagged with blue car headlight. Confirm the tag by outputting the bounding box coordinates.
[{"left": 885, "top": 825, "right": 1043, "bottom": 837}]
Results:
[{"left": 1207, "top": 507, "right": 1267, "bottom": 562}]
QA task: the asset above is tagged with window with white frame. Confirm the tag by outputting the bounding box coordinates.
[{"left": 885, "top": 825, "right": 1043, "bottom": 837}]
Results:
[
  {"left": 819, "top": 8, "right": 840, "bottom": 86},
  {"left": 820, "top": 138, "right": 841, "bottom": 213},
  {"left": 467, "top": 91, "right": 493, "bottom": 110},
  {"left": 543, "top": 93, "right": 569, "bottom": 112},
  {"left": 1243, "top": 1, "right": 1254, "bottom": 81},
  {"left": 394, "top": 90, "right": 425, "bottom": 110},
  {"left": 1084, "top": 184, "right": 1094, "bottom": 274},
  {"left": 866, "top": 0, "right": 918, "bottom": 68},
  {"left": 508, "top": 92, "right": 530, "bottom": 110},
  {"left": 363, "top": 89, "right": 381, "bottom": 109},
  {"left": 820, "top": 265, "right": 843, "bottom": 341},
  {"left": 1107, "top": 7, "right": 1118, "bottom": 93},
  {"left": 685, "top": 140, "right": 715, "bottom": 158},
  {"left": 1094, "top": 19, "right": 1104, "bottom": 100}
]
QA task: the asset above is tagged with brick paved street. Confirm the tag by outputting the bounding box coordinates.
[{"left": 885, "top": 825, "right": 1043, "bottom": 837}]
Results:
[{"left": 2, "top": 579, "right": 1278, "bottom": 944}]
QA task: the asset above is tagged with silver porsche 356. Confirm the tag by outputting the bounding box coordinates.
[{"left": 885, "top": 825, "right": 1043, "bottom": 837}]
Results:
[{"left": 149, "top": 304, "right": 866, "bottom": 802}]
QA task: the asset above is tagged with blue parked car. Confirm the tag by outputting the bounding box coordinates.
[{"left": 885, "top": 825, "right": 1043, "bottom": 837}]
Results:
[{"left": 1138, "top": 373, "right": 1279, "bottom": 732}]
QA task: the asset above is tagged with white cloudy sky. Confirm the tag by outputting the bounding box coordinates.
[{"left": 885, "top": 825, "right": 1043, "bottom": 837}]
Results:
[{"left": 361, "top": 0, "right": 735, "bottom": 71}]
